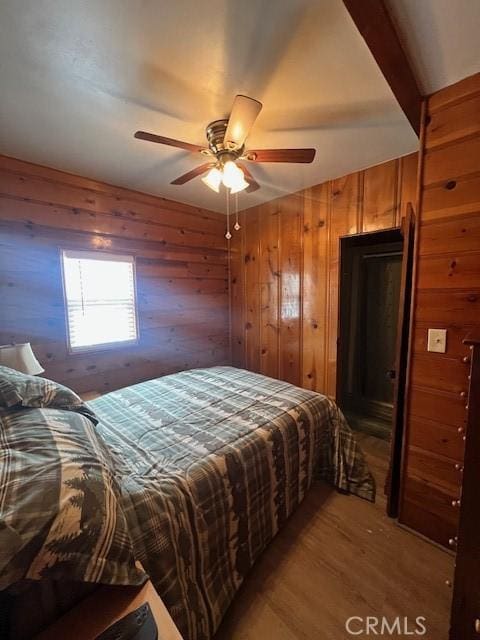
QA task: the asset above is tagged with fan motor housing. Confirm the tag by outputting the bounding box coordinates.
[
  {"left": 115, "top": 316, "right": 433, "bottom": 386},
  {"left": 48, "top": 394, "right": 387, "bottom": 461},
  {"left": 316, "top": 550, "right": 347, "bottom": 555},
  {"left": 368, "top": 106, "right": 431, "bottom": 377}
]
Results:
[{"left": 206, "top": 119, "right": 243, "bottom": 163}]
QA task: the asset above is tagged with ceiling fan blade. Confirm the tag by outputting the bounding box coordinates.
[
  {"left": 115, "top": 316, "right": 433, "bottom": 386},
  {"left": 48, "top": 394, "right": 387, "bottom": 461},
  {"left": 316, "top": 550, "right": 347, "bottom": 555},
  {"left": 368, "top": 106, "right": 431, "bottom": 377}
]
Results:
[
  {"left": 224, "top": 95, "right": 262, "bottom": 150},
  {"left": 134, "top": 131, "right": 204, "bottom": 153},
  {"left": 246, "top": 148, "right": 316, "bottom": 163},
  {"left": 170, "top": 163, "right": 214, "bottom": 185},
  {"left": 237, "top": 163, "right": 260, "bottom": 193}
]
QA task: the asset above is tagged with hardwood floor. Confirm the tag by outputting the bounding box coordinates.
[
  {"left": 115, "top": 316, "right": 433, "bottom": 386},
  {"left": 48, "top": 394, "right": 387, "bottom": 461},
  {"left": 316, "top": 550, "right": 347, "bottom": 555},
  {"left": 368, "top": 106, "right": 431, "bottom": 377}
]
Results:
[{"left": 216, "top": 434, "right": 454, "bottom": 640}]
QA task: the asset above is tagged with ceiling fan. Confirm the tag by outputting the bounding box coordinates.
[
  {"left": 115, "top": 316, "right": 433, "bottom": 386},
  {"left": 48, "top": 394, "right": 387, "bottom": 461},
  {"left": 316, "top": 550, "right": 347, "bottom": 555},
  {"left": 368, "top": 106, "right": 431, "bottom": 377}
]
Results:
[{"left": 134, "top": 95, "right": 316, "bottom": 195}]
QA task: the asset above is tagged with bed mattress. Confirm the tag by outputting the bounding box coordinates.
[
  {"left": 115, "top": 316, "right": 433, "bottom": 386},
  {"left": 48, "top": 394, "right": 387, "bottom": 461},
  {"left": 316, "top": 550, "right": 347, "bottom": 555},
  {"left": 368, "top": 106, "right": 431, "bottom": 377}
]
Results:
[{"left": 91, "top": 366, "right": 374, "bottom": 640}]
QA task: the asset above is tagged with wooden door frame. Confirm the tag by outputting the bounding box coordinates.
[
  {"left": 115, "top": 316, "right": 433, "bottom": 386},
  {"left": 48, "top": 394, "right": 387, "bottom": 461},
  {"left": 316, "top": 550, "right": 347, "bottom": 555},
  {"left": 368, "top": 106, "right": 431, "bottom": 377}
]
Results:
[
  {"left": 386, "top": 207, "right": 416, "bottom": 516},
  {"left": 336, "top": 222, "right": 414, "bottom": 516}
]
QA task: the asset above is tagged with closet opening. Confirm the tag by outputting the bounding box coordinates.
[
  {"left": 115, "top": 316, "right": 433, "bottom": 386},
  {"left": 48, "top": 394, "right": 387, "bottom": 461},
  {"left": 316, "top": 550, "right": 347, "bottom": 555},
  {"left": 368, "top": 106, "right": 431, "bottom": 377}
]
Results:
[{"left": 337, "top": 211, "right": 415, "bottom": 517}]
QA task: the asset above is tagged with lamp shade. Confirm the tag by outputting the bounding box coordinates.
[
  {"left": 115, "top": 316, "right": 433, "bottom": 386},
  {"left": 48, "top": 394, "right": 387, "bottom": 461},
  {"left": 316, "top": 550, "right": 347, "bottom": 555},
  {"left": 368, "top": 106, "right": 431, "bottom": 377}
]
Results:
[
  {"left": 0, "top": 343, "right": 44, "bottom": 375},
  {"left": 222, "top": 161, "right": 248, "bottom": 193},
  {"left": 201, "top": 167, "right": 222, "bottom": 193}
]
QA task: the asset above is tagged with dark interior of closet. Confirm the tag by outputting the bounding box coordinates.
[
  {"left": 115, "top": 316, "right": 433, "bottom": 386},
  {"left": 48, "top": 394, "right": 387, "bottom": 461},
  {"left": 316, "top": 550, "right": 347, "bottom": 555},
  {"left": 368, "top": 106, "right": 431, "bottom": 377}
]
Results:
[{"left": 338, "top": 228, "right": 404, "bottom": 440}]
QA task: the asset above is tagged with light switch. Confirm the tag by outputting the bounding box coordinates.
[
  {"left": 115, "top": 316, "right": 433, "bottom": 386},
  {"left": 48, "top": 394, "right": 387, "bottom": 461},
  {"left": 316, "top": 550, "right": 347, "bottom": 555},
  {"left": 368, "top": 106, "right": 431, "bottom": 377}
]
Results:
[{"left": 427, "top": 328, "right": 447, "bottom": 353}]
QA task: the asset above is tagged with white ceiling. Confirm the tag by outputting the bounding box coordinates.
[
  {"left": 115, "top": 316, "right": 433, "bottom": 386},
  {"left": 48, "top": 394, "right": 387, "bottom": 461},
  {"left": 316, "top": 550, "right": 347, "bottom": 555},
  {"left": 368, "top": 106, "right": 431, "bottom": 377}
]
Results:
[
  {"left": 386, "top": 0, "right": 480, "bottom": 95},
  {"left": 0, "top": 0, "right": 422, "bottom": 212}
]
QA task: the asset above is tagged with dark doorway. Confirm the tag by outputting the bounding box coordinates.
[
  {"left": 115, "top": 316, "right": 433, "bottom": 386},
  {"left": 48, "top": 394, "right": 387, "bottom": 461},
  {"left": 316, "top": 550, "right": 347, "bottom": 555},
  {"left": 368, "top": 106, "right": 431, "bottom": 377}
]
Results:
[
  {"left": 339, "top": 234, "right": 403, "bottom": 439},
  {"left": 337, "top": 216, "right": 415, "bottom": 517}
]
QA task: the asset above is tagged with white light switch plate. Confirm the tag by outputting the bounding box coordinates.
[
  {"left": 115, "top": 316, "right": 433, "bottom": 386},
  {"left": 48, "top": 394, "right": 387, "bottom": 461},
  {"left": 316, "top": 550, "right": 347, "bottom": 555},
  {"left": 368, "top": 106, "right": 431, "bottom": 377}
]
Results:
[{"left": 427, "top": 328, "right": 447, "bottom": 353}]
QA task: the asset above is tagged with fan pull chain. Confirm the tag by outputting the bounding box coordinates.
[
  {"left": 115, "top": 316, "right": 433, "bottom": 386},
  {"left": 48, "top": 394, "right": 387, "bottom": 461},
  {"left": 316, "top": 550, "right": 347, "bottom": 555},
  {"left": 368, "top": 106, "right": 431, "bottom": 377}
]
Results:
[
  {"left": 234, "top": 192, "right": 241, "bottom": 231},
  {"left": 225, "top": 189, "right": 232, "bottom": 240}
]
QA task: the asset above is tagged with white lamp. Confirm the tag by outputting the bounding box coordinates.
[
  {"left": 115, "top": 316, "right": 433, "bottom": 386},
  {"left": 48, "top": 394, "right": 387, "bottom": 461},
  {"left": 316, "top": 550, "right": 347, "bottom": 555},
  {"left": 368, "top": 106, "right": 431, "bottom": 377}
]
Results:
[{"left": 0, "top": 343, "right": 44, "bottom": 375}]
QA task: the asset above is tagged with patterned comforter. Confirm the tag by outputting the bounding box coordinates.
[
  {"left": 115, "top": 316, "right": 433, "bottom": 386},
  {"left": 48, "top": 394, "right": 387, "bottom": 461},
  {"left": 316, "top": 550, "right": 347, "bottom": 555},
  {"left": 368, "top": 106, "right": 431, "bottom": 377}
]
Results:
[{"left": 91, "top": 366, "right": 374, "bottom": 640}]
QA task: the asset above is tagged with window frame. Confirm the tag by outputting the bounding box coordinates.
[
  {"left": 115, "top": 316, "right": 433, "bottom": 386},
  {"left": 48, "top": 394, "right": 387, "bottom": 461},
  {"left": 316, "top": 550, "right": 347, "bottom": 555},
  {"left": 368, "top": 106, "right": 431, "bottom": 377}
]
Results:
[{"left": 60, "top": 248, "right": 140, "bottom": 355}]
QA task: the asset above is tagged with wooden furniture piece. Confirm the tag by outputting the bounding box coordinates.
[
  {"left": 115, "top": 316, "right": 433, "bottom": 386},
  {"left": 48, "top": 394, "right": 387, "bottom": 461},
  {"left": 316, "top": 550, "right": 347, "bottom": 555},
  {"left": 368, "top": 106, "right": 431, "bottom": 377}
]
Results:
[
  {"left": 449, "top": 333, "right": 480, "bottom": 639},
  {"left": 35, "top": 572, "right": 183, "bottom": 640},
  {"left": 81, "top": 390, "right": 102, "bottom": 401}
]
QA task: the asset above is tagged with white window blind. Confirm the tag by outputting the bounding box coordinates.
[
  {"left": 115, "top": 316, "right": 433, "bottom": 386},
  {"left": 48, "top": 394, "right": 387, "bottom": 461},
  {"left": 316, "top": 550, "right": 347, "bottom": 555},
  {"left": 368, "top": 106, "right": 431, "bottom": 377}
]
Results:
[{"left": 62, "top": 250, "right": 138, "bottom": 351}]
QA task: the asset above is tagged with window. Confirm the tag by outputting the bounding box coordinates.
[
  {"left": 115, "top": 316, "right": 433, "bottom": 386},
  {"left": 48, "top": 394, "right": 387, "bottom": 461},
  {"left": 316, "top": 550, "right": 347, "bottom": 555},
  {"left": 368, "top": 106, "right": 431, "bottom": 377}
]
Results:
[{"left": 61, "top": 250, "right": 138, "bottom": 352}]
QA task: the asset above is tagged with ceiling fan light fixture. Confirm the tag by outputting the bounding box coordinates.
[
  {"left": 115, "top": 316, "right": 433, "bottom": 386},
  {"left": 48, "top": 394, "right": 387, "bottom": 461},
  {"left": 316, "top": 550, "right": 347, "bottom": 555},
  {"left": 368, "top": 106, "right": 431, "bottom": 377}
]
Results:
[
  {"left": 136, "top": 93, "right": 315, "bottom": 196},
  {"left": 202, "top": 167, "right": 222, "bottom": 192},
  {"left": 230, "top": 177, "right": 249, "bottom": 194},
  {"left": 222, "top": 160, "right": 245, "bottom": 190}
]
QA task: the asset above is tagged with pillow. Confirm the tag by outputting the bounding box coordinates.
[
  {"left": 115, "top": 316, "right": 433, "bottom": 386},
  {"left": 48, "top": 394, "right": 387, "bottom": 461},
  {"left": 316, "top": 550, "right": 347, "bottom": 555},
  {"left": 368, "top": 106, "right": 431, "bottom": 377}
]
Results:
[
  {"left": 0, "top": 365, "right": 98, "bottom": 425},
  {"left": 0, "top": 373, "right": 22, "bottom": 408},
  {"left": 0, "top": 404, "right": 145, "bottom": 589}
]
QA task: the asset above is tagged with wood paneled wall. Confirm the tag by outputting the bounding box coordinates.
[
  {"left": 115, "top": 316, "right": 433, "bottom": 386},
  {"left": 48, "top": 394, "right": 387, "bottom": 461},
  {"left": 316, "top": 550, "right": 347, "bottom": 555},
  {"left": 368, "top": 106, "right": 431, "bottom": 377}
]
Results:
[
  {"left": 0, "top": 155, "right": 229, "bottom": 393},
  {"left": 399, "top": 72, "right": 480, "bottom": 547},
  {"left": 230, "top": 153, "right": 418, "bottom": 396}
]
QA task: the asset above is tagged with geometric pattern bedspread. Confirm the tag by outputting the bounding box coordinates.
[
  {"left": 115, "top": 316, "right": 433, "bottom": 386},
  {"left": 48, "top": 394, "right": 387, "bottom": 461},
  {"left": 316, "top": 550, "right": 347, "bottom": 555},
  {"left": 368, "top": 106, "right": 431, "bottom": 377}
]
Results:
[{"left": 91, "top": 366, "right": 375, "bottom": 640}]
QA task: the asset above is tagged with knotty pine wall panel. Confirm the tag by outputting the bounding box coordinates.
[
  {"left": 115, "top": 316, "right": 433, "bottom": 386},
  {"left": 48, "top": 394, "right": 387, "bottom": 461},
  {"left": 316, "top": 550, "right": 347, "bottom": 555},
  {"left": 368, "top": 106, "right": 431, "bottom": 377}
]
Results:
[
  {"left": 362, "top": 159, "right": 398, "bottom": 231},
  {"left": 399, "top": 72, "right": 480, "bottom": 547},
  {"left": 278, "top": 194, "right": 303, "bottom": 385},
  {"left": 230, "top": 152, "right": 418, "bottom": 395},
  {"left": 243, "top": 207, "right": 261, "bottom": 374},
  {"left": 230, "top": 211, "right": 246, "bottom": 368},
  {"left": 326, "top": 172, "right": 361, "bottom": 396},
  {"left": 0, "top": 155, "right": 229, "bottom": 393},
  {"left": 258, "top": 202, "right": 280, "bottom": 379},
  {"left": 301, "top": 183, "right": 329, "bottom": 392}
]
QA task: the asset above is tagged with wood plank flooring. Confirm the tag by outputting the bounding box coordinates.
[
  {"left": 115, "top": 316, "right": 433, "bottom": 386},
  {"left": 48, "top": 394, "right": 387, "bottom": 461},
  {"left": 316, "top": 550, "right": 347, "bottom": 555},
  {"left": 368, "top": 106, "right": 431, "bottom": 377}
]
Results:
[{"left": 216, "top": 435, "right": 454, "bottom": 640}]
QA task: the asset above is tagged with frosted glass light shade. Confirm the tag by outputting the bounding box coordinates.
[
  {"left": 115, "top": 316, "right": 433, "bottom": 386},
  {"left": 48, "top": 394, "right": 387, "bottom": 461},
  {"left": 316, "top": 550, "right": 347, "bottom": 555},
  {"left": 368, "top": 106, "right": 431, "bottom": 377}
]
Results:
[
  {"left": 222, "top": 161, "right": 241, "bottom": 188},
  {"left": 202, "top": 167, "right": 222, "bottom": 192},
  {"left": 230, "top": 177, "right": 249, "bottom": 194},
  {"left": 222, "top": 161, "right": 248, "bottom": 193},
  {"left": 0, "top": 343, "right": 44, "bottom": 375}
]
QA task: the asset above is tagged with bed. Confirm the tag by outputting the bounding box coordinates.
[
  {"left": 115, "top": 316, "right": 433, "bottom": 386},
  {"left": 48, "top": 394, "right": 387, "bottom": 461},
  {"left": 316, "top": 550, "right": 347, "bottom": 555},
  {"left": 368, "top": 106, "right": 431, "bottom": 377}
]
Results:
[{"left": 0, "top": 365, "right": 374, "bottom": 640}]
